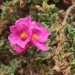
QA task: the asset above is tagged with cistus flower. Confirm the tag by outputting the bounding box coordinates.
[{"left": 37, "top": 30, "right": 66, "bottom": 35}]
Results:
[
  {"left": 8, "top": 17, "right": 32, "bottom": 48},
  {"left": 31, "top": 21, "right": 50, "bottom": 51},
  {"left": 8, "top": 16, "right": 50, "bottom": 53}
]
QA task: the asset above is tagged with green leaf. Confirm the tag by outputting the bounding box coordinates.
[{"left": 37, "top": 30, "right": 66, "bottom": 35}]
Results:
[
  {"left": 72, "top": 41, "right": 75, "bottom": 50},
  {"left": 71, "top": 59, "right": 75, "bottom": 65},
  {"left": 0, "top": 40, "right": 4, "bottom": 47},
  {"left": 67, "top": 32, "right": 75, "bottom": 40},
  {"left": 46, "top": 4, "right": 55, "bottom": 12}
]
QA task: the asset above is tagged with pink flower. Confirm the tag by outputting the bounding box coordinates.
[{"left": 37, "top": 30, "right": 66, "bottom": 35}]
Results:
[
  {"left": 31, "top": 21, "right": 50, "bottom": 51},
  {"left": 8, "top": 17, "right": 32, "bottom": 48}
]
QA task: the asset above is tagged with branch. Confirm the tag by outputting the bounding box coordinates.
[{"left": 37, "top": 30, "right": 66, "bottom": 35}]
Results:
[
  {"left": 53, "top": 5, "right": 75, "bottom": 73},
  {"left": 55, "top": 5, "right": 75, "bottom": 55}
]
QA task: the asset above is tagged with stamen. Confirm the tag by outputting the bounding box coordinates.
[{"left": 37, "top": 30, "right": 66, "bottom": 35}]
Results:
[
  {"left": 32, "top": 34, "right": 37, "bottom": 40},
  {"left": 20, "top": 32, "right": 27, "bottom": 39}
]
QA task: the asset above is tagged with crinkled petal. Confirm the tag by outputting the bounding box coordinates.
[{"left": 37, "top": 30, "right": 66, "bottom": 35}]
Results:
[
  {"left": 8, "top": 34, "right": 18, "bottom": 44},
  {"left": 10, "top": 24, "right": 29, "bottom": 34},
  {"left": 12, "top": 44, "right": 26, "bottom": 53},
  {"left": 32, "top": 40, "right": 47, "bottom": 51},
  {"left": 31, "top": 21, "right": 50, "bottom": 42},
  {"left": 8, "top": 34, "right": 30, "bottom": 48},
  {"left": 30, "top": 21, "right": 41, "bottom": 30},
  {"left": 15, "top": 16, "right": 32, "bottom": 27},
  {"left": 10, "top": 25, "right": 18, "bottom": 33},
  {"left": 38, "top": 28, "right": 50, "bottom": 42},
  {"left": 32, "top": 28, "right": 50, "bottom": 42},
  {"left": 9, "top": 27, "right": 32, "bottom": 48},
  {"left": 17, "top": 37, "right": 30, "bottom": 48}
]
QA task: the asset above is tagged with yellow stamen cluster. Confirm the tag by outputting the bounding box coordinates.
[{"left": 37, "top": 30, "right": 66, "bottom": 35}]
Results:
[
  {"left": 20, "top": 32, "right": 27, "bottom": 39},
  {"left": 32, "top": 34, "right": 37, "bottom": 40}
]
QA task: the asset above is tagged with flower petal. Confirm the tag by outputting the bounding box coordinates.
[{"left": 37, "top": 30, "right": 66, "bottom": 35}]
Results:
[
  {"left": 8, "top": 34, "right": 18, "bottom": 44},
  {"left": 12, "top": 44, "right": 26, "bottom": 53},
  {"left": 15, "top": 16, "right": 32, "bottom": 27},
  {"left": 10, "top": 25, "right": 18, "bottom": 33},
  {"left": 30, "top": 21, "right": 42, "bottom": 30},
  {"left": 10, "top": 24, "right": 29, "bottom": 34},
  {"left": 31, "top": 21, "right": 50, "bottom": 42},
  {"left": 32, "top": 40, "right": 48, "bottom": 51},
  {"left": 32, "top": 28, "right": 50, "bottom": 42},
  {"left": 17, "top": 37, "right": 30, "bottom": 48},
  {"left": 38, "top": 28, "right": 50, "bottom": 42}
]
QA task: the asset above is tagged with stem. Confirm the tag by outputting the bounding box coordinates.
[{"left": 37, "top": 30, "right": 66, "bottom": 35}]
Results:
[{"left": 53, "top": 5, "right": 75, "bottom": 73}]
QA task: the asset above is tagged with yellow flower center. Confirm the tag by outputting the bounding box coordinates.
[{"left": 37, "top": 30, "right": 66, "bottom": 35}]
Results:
[
  {"left": 32, "top": 34, "right": 37, "bottom": 40},
  {"left": 20, "top": 32, "right": 27, "bottom": 39}
]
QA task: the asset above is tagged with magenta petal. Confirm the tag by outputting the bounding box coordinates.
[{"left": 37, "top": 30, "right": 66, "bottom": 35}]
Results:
[
  {"left": 8, "top": 34, "right": 30, "bottom": 48},
  {"left": 24, "top": 16, "right": 32, "bottom": 23},
  {"left": 32, "top": 40, "right": 47, "bottom": 51},
  {"left": 38, "top": 29, "right": 50, "bottom": 42},
  {"left": 8, "top": 34, "right": 18, "bottom": 44},
  {"left": 15, "top": 16, "right": 32, "bottom": 27},
  {"left": 10, "top": 25, "right": 18, "bottom": 33},
  {"left": 30, "top": 21, "right": 42, "bottom": 30},
  {"left": 12, "top": 44, "right": 26, "bottom": 53},
  {"left": 31, "top": 21, "right": 50, "bottom": 42},
  {"left": 32, "top": 28, "right": 50, "bottom": 42},
  {"left": 17, "top": 37, "right": 30, "bottom": 48}
]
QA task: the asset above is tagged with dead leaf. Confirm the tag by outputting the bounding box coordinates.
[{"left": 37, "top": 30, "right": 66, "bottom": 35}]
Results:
[
  {"left": 64, "top": 52, "right": 73, "bottom": 59},
  {"left": 53, "top": 66, "right": 60, "bottom": 72}
]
